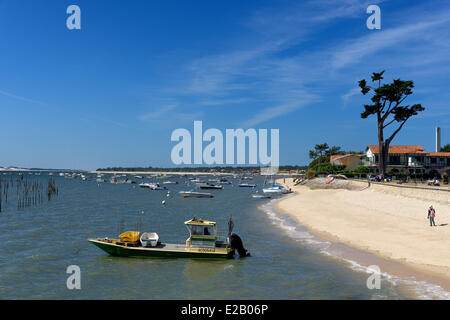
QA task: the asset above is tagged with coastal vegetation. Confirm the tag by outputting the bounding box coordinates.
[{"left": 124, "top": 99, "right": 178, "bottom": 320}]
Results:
[
  {"left": 441, "top": 144, "right": 450, "bottom": 152},
  {"left": 307, "top": 162, "right": 446, "bottom": 182},
  {"left": 305, "top": 142, "right": 446, "bottom": 181},
  {"left": 358, "top": 71, "right": 425, "bottom": 178},
  {"left": 308, "top": 144, "right": 340, "bottom": 173},
  {"left": 307, "top": 144, "right": 364, "bottom": 177}
]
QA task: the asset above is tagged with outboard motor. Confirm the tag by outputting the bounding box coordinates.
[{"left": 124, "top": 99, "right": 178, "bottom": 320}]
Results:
[{"left": 229, "top": 233, "right": 250, "bottom": 257}]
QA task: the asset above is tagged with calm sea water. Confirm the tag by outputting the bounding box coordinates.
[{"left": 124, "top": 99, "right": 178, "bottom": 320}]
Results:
[{"left": 0, "top": 173, "right": 408, "bottom": 299}]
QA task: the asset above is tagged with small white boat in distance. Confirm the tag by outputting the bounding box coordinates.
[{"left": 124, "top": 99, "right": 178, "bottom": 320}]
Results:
[
  {"left": 140, "top": 232, "right": 160, "bottom": 247},
  {"left": 179, "top": 191, "right": 214, "bottom": 198},
  {"left": 163, "top": 180, "right": 178, "bottom": 185},
  {"left": 198, "top": 183, "right": 223, "bottom": 190},
  {"left": 239, "top": 183, "right": 256, "bottom": 187},
  {"left": 109, "top": 176, "right": 118, "bottom": 184},
  {"left": 219, "top": 178, "right": 232, "bottom": 184},
  {"left": 139, "top": 183, "right": 167, "bottom": 190},
  {"left": 252, "top": 194, "right": 271, "bottom": 199},
  {"left": 139, "top": 183, "right": 152, "bottom": 188},
  {"left": 263, "top": 184, "right": 290, "bottom": 194}
]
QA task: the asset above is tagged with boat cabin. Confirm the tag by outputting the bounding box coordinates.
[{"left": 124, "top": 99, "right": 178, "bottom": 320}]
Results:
[{"left": 185, "top": 218, "right": 217, "bottom": 248}]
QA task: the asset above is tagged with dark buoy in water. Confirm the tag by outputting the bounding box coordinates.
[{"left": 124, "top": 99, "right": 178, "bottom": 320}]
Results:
[{"left": 229, "top": 233, "right": 250, "bottom": 257}]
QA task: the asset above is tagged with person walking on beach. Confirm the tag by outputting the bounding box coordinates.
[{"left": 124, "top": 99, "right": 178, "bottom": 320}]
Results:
[{"left": 428, "top": 205, "right": 436, "bottom": 227}]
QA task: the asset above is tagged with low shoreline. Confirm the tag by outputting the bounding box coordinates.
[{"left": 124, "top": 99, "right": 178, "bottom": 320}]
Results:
[
  {"left": 89, "top": 171, "right": 225, "bottom": 175},
  {"left": 274, "top": 178, "right": 450, "bottom": 298}
]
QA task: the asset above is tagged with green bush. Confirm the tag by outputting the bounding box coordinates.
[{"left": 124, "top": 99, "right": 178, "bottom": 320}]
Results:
[
  {"left": 353, "top": 166, "right": 370, "bottom": 174},
  {"left": 309, "top": 163, "right": 345, "bottom": 174}
]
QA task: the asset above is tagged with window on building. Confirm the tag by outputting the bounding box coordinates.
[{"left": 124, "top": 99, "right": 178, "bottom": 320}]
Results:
[
  {"left": 430, "top": 158, "right": 437, "bottom": 164},
  {"left": 389, "top": 155, "right": 400, "bottom": 164}
]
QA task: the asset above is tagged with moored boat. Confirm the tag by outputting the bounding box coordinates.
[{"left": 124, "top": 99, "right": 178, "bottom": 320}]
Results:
[
  {"left": 252, "top": 194, "right": 271, "bottom": 199},
  {"left": 88, "top": 217, "right": 249, "bottom": 259},
  {"left": 179, "top": 191, "right": 214, "bottom": 198},
  {"left": 163, "top": 180, "right": 178, "bottom": 184},
  {"left": 198, "top": 183, "right": 223, "bottom": 190},
  {"left": 239, "top": 183, "right": 256, "bottom": 187},
  {"left": 139, "top": 183, "right": 167, "bottom": 190},
  {"left": 262, "top": 184, "right": 290, "bottom": 194},
  {"left": 218, "top": 178, "right": 232, "bottom": 184}
]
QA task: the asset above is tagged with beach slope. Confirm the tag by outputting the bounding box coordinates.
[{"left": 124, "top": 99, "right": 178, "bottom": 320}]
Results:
[{"left": 275, "top": 178, "right": 450, "bottom": 283}]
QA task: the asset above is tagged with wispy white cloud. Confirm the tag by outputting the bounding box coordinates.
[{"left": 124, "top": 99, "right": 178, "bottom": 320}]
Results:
[
  {"left": 0, "top": 89, "right": 48, "bottom": 106},
  {"left": 341, "top": 87, "right": 361, "bottom": 106},
  {"left": 139, "top": 104, "right": 203, "bottom": 125},
  {"left": 331, "top": 12, "right": 450, "bottom": 70},
  {"left": 0, "top": 89, "right": 130, "bottom": 129},
  {"left": 139, "top": 0, "right": 450, "bottom": 128},
  {"left": 139, "top": 104, "right": 178, "bottom": 121},
  {"left": 78, "top": 116, "right": 129, "bottom": 129},
  {"left": 200, "top": 98, "right": 253, "bottom": 106},
  {"left": 179, "top": 1, "right": 399, "bottom": 126},
  {"left": 242, "top": 93, "right": 319, "bottom": 127}
]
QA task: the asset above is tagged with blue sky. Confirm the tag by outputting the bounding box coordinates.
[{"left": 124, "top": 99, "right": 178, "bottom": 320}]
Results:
[{"left": 0, "top": 0, "right": 449, "bottom": 170}]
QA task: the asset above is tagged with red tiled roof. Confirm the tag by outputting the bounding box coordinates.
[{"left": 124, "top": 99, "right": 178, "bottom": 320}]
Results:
[
  {"left": 331, "top": 154, "right": 363, "bottom": 162},
  {"left": 330, "top": 155, "right": 340, "bottom": 162},
  {"left": 426, "top": 152, "right": 450, "bottom": 157},
  {"left": 367, "top": 145, "right": 425, "bottom": 154}
]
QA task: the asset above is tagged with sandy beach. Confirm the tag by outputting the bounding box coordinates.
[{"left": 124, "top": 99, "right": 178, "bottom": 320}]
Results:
[{"left": 275, "top": 178, "right": 450, "bottom": 293}]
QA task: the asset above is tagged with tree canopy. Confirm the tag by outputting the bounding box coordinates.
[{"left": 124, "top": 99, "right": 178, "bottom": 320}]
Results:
[
  {"left": 440, "top": 144, "right": 450, "bottom": 152},
  {"left": 359, "top": 70, "right": 424, "bottom": 176}
]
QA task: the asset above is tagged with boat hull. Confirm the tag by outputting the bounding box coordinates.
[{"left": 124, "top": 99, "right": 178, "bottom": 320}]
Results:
[
  {"left": 179, "top": 192, "right": 213, "bottom": 198},
  {"left": 89, "top": 239, "right": 234, "bottom": 259},
  {"left": 262, "top": 188, "right": 289, "bottom": 194}
]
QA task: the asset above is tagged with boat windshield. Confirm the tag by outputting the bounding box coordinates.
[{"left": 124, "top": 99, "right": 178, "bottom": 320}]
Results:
[{"left": 189, "top": 225, "right": 215, "bottom": 236}]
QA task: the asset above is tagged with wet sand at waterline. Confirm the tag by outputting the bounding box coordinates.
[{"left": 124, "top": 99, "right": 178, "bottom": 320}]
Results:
[{"left": 275, "top": 178, "right": 450, "bottom": 294}]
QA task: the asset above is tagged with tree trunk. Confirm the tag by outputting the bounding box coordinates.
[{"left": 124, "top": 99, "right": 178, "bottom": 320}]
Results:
[{"left": 378, "top": 123, "right": 387, "bottom": 178}]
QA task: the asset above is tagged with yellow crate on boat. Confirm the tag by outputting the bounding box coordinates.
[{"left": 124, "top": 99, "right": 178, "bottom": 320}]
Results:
[{"left": 119, "top": 231, "right": 140, "bottom": 242}]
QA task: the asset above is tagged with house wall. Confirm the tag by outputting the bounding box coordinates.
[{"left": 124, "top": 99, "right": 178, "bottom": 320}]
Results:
[
  {"left": 331, "top": 155, "right": 362, "bottom": 170},
  {"left": 364, "top": 148, "right": 450, "bottom": 175},
  {"left": 345, "top": 157, "right": 361, "bottom": 170}
]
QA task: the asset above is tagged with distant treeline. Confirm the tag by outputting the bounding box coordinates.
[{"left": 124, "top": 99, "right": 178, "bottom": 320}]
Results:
[{"left": 96, "top": 165, "right": 307, "bottom": 173}]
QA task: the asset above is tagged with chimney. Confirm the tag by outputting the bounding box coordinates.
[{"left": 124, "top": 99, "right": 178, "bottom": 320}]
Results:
[{"left": 436, "top": 127, "right": 441, "bottom": 152}]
